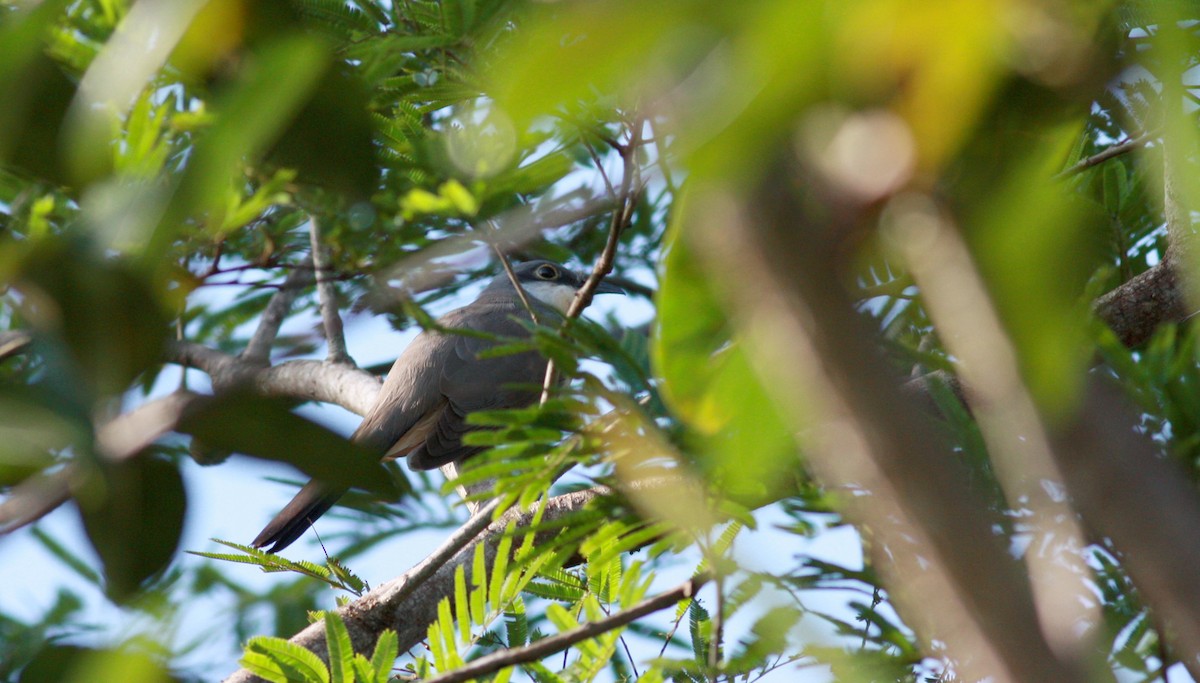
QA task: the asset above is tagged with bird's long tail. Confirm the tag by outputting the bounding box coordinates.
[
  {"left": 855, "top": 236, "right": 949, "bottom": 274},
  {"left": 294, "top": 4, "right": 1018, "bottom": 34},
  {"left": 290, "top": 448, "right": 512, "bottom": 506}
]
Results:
[{"left": 251, "top": 480, "right": 346, "bottom": 553}]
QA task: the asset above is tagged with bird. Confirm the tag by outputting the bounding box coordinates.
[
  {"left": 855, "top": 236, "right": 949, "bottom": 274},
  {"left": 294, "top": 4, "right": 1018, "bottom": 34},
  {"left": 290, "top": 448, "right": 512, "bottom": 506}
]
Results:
[{"left": 251, "top": 260, "right": 624, "bottom": 553}]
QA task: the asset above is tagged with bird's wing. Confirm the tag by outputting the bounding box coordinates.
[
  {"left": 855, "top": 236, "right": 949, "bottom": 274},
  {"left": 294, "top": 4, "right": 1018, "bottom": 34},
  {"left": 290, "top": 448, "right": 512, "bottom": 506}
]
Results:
[
  {"left": 349, "top": 329, "right": 454, "bottom": 452},
  {"left": 405, "top": 300, "right": 551, "bottom": 470}
]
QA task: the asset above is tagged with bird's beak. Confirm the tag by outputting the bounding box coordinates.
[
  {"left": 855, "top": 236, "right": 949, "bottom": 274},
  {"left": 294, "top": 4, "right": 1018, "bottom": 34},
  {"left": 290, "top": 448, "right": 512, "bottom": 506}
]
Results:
[{"left": 594, "top": 279, "right": 626, "bottom": 295}]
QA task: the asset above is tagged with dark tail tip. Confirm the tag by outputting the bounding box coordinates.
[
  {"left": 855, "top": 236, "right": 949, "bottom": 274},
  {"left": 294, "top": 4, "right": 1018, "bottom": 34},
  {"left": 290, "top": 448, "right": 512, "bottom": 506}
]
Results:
[{"left": 252, "top": 481, "right": 344, "bottom": 553}]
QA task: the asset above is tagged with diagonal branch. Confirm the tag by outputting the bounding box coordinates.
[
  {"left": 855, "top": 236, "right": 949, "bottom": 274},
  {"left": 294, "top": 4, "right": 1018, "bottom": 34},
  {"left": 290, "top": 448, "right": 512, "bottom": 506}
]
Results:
[
  {"left": 242, "top": 266, "right": 314, "bottom": 366},
  {"left": 1057, "top": 130, "right": 1156, "bottom": 177},
  {"left": 706, "top": 159, "right": 1089, "bottom": 682},
  {"left": 541, "top": 117, "right": 645, "bottom": 403},
  {"left": 223, "top": 486, "right": 613, "bottom": 683},
  {"left": 422, "top": 574, "right": 710, "bottom": 683},
  {"left": 1, "top": 392, "right": 199, "bottom": 534},
  {"left": 0, "top": 330, "right": 32, "bottom": 361}
]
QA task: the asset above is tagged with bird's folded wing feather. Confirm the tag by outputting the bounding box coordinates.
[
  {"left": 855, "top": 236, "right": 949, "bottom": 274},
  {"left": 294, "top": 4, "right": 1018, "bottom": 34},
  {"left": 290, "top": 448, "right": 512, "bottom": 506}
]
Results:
[{"left": 406, "top": 300, "right": 552, "bottom": 469}]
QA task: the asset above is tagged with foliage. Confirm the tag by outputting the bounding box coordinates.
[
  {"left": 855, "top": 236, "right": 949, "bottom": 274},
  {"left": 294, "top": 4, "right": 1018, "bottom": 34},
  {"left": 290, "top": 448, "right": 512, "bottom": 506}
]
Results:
[{"left": 4, "top": 1, "right": 1200, "bottom": 683}]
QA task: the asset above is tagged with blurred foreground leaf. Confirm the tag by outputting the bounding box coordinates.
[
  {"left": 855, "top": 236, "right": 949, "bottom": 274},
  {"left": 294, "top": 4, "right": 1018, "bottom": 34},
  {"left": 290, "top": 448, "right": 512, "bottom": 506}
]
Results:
[
  {"left": 77, "top": 456, "right": 186, "bottom": 603},
  {"left": 175, "top": 391, "right": 402, "bottom": 498}
]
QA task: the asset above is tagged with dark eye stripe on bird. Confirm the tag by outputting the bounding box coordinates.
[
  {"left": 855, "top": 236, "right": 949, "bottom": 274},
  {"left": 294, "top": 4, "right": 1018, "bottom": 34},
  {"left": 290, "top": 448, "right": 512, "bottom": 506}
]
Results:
[{"left": 250, "top": 260, "right": 624, "bottom": 553}]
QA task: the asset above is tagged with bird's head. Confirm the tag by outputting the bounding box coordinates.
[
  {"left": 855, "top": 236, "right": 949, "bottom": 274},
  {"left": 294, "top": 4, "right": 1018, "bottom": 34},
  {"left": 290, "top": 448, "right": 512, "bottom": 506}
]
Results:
[{"left": 485, "top": 260, "right": 624, "bottom": 312}]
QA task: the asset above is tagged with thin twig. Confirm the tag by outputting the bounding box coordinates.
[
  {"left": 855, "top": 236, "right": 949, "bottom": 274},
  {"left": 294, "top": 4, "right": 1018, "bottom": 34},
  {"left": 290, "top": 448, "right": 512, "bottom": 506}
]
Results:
[
  {"left": 658, "top": 602, "right": 689, "bottom": 658},
  {"left": 709, "top": 571, "right": 724, "bottom": 680},
  {"left": 242, "top": 266, "right": 314, "bottom": 365},
  {"left": 582, "top": 136, "right": 617, "bottom": 199},
  {"left": 383, "top": 496, "right": 508, "bottom": 608},
  {"left": 421, "top": 575, "right": 710, "bottom": 683},
  {"left": 309, "top": 217, "right": 353, "bottom": 365},
  {"left": 1058, "top": 130, "right": 1156, "bottom": 177},
  {"left": 492, "top": 242, "right": 539, "bottom": 325},
  {"left": 539, "top": 116, "right": 645, "bottom": 403}
]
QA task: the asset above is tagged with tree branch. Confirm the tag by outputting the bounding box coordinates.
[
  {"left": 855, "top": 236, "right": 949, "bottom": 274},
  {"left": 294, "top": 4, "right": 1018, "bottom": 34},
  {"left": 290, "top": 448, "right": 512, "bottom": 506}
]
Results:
[
  {"left": 242, "top": 266, "right": 314, "bottom": 366},
  {"left": 1058, "top": 131, "right": 1156, "bottom": 177},
  {"left": 0, "top": 469, "right": 72, "bottom": 534},
  {"left": 702, "top": 159, "right": 1089, "bottom": 682},
  {"left": 167, "top": 341, "right": 381, "bottom": 416},
  {"left": 541, "top": 117, "right": 645, "bottom": 402},
  {"left": 223, "top": 486, "right": 612, "bottom": 683},
  {"left": 309, "top": 217, "right": 352, "bottom": 365},
  {"left": 1, "top": 393, "right": 200, "bottom": 534},
  {"left": 1093, "top": 255, "right": 1190, "bottom": 347},
  {"left": 1053, "top": 381, "right": 1200, "bottom": 674},
  {"left": 421, "top": 574, "right": 709, "bottom": 683},
  {"left": 0, "top": 330, "right": 32, "bottom": 361}
]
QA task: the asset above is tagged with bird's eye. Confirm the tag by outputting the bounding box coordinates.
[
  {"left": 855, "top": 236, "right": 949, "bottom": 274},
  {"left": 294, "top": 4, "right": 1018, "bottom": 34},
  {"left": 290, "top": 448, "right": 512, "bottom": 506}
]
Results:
[{"left": 536, "top": 265, "right": 557, "bottom": 280}]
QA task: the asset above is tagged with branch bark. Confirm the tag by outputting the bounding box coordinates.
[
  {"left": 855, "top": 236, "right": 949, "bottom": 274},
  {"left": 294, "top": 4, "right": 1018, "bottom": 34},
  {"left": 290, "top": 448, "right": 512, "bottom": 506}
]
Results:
[
  {"left": 422, "top": 574, "right": 709, "bottom": 683},
  {"left": 0, "top": 330, "right": 32, "bottom": 361},
  {"left": 168, "top": 341, "right": 381, "bottom": 416},
  {"left": 1053, "top": 381, "right": 1200, "bottom": 674},
  {"left": 242, "top": 266, "right": 315, "bottom": 366},
  {"left": 1093, "top": 255, "right": 1190, "bottom": 347},
  {"left": 309, "top": 217, "right": 352, "bottom": 365},
  {"left": 693, "top": 161, "right": 1090, "bottom": 682},
  {"left": 223, "top": 486, "right": 611, "bottom": 683},
  {"left": 1057, "top": 131, "right": 1155, "bottom": 178}
]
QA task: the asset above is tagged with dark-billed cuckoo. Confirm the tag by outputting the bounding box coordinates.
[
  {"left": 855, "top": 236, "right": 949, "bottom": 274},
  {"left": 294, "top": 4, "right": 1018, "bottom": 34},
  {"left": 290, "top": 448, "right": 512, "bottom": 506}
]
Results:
[{"left": 251, "top": 260, "right": 623, "bottom": 552}]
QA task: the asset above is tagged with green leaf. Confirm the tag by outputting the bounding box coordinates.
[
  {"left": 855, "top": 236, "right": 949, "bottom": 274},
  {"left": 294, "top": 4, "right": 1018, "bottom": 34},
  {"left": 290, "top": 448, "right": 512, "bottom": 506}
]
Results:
[
  {"left": 243, "top": 637, "right": 330, "bottom": 683},
  {"left": 350, "top": 656, "right": 377, "bottom": 683},
  {"left": 174, "top": 390, "right": 399, "bottom": 498},
  {"left": 505, "top": 598, "right": 529, "bottom": 648},
  {"left": 31, "top": 528, "right": 103, "bottom": 588},
  {"left": 437, "top": 595, "right": 463, "bottom": 668},
  {"left": 370, "top": 630, "right": 398, "bottom": 682},
  {"left": 653, "top": 211, "right": 798, "bottom": 502},
  {"left": 454, "top": 565, "right": 471, "bottom": 644},
  {"left": 267, "top": 63, "right": 378, "bottom": 198},
  {"left": 153, "top": 30, "right": 331, "bottom": 258},
  {"left": 16, "top": 644, "right": 92, "bottom": 683},
  {"left": 470, "top": 543, "right": 488, "bottom": 626},
  {"left": 77, "top": 456, "right": 186, "bottom": 603},
  {"left": 545, "top": 602, "right": 579, "bottom": 633},
  {"left": 325, "top": 612, "right": 354, "bottom": 683},
  {"left": 688, "top": 600, "right": 711, "bottom": 666},
  {"left": 12, "top": 237, "right": 168, "bottom": 398},
  {"left": 490, "top": 528, "right": 514, "bottom": 606},
  {"left": 0, "top": 0, "right": 76, "bottom": 185}
]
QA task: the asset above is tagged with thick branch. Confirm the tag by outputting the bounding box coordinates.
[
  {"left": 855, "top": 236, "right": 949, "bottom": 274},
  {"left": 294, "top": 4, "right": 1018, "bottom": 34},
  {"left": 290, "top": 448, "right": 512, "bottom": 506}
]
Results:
[
  {"left": 1, "top": 393, "right": 200, "bottom": 534},
  {"left": 223, "top": 487, "right": 610, "bottom": 683},
  {"left": 168, "top": 341, "right": 381, "bottom": 416},
  {"left": 1093, "top": 256, "right": 1190, "bottom": 347},
  {"left": 1054, "top": 382, "right": 1200, "bottom": 670},
  {"left": 0, "top": 330, "right": 32, "bottom": 361},
  {"left": 712, "top": 161, "right": 1087, "bottom": 682}
]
